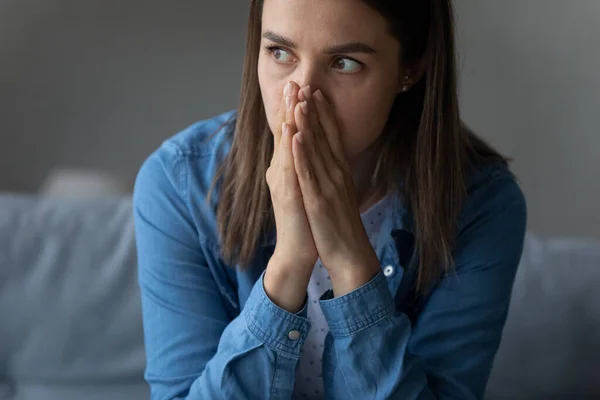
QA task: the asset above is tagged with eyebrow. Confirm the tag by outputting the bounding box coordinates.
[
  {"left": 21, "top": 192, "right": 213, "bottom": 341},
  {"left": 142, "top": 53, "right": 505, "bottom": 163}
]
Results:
[{"left": 262, "top": 31, "right": 377, "bottom": 54}]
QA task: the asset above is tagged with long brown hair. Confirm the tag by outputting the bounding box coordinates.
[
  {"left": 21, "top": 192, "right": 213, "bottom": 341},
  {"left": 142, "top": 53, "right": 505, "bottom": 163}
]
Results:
[{"left": 208, "top": 0, "right": 507, "bottom": 293}]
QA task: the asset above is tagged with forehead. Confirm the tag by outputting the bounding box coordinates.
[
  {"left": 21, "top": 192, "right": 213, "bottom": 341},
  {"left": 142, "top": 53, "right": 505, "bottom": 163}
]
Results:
[{"left": 260, "top": 0, "right": 393, "bottom": 49}]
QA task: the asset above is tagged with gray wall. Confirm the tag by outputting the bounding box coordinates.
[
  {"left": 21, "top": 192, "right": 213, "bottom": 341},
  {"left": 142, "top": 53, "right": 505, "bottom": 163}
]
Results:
[
  {"left": 1, "top": 1, "right": 598, "bottom": 238},
  {"left": 0, "top": 0, "right": 245, "bottom": 192},
  {"left": 454, "top": 0, "right": 600, "bottom": 238}
]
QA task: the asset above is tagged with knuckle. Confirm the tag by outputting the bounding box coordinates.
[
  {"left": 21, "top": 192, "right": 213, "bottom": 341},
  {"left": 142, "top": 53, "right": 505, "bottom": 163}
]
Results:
[
  {"left": 265, "top": 167, "right": 273, "bottom": 183},
  {"left": 301, "top": 165, "right": 312, "bottom": 180}
]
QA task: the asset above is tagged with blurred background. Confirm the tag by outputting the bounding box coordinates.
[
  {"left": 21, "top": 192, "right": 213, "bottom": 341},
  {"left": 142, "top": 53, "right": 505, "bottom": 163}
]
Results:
[{"left": 1, "top": 1, "right": 599, "bottom": 399}]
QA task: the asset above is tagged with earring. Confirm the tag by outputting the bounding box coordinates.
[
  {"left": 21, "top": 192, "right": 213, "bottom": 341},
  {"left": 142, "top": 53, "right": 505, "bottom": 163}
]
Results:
[{"left": 402, "top": 69, "right": 412, "bottom": 92}]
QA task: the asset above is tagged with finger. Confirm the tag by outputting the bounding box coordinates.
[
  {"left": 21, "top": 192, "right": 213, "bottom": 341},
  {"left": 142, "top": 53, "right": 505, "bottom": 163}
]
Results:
[
  {"left": 286, "top": 82, "right": 300, "bottom": 132},
  {"left": 299, "top": 86, "right": 326, "bottom": 147},
  {"left": 281, "top": 122, "right": 300, "bottom": 192},
  {"left": 294, "top": 100, "right": 330, "bottom": 182},
  {"left": 293, "top": 131, "right": 322, "bottom": 200},
  {"left": 273, "top": 82, "right": 299, "bottom": 164},
  {"left": 298, "top": 87, "right": 336, "bottom": 175},
  {"left": 273, "top": 85, "right": 287, "bottom": 159},
  {"left": 294, "top": 96, "right": 316, "bottom": 150},
  {"left": 271, "top": 121, "right": 286, "bottom": 166},
  {"left": 298, "top": 127, "right": 332, "bottom": 191},
  {"left": 313, "top": 90, "right": 347, "bottom": 165}
]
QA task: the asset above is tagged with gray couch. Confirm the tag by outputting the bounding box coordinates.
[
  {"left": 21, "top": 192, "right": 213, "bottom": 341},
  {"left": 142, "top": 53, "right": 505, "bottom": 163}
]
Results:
[
  {"left": 0, "top": 195, "right": 147, "bottom": 400},
  {"left": 1, "top": 194, "right": 599, "bottom": 399}
]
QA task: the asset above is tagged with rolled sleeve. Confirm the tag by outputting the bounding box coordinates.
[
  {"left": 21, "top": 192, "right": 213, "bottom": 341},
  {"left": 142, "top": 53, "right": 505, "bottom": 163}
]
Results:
[
  {"left": 319, "top": 272, "right": 395, "bottom": 337},
  {"left": 243, "top": 271, "right": 312, "bottom": 356}
]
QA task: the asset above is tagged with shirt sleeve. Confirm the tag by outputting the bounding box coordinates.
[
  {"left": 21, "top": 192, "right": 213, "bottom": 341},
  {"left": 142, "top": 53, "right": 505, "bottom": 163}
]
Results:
[
  {"left": 133, "top": 146, "right": 310, "bottom": 400},
  {"left": 318, "top": 172, "right": 527, "bottom": 399}
]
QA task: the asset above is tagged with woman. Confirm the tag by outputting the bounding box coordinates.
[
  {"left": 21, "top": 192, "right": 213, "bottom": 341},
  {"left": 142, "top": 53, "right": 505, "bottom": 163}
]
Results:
[{"left": 133, "top": 0, "right": 527, "bottom": 399}]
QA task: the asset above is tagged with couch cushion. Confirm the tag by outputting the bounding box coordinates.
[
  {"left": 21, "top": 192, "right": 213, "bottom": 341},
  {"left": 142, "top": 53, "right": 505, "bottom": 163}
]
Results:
[
  {"left": 4, "top": 382, "right": 148, "bottom": 400},
  {"left": 0, "top": 195, "right": 145, "bottom": 388},
  {"left": 486, "top": 233, "right": 600, "bottom": 399}
]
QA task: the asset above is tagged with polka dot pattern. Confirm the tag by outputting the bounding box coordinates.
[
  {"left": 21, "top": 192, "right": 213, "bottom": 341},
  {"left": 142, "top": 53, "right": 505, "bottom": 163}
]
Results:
[{"left": 293, "top": 194, "right": 391, "bottom": 398}]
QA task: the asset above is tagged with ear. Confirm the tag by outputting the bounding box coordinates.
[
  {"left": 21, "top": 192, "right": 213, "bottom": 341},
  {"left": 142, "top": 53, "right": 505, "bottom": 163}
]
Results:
[{"left": 396, "top": 58, "right": 426, "bottom": 94}]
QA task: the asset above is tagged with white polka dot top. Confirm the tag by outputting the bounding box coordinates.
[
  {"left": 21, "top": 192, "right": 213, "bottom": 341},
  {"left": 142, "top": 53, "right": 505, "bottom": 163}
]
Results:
[{"left": 292, "top": 193, "right": 392, "bottom": 399}]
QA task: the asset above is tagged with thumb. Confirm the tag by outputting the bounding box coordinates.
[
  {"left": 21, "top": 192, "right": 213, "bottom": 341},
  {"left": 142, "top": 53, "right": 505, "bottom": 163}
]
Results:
[{"left": 272, "top": 81, "right": 299, "bottom": 163}]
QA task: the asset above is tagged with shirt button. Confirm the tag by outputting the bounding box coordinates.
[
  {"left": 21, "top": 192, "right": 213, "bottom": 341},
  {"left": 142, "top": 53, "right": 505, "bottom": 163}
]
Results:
[
  {"left": 288, "top": 330, "right": 301, "bottom": 341},
  {"left": 383, "top": 265, "right": 394, "bottom": 277}
]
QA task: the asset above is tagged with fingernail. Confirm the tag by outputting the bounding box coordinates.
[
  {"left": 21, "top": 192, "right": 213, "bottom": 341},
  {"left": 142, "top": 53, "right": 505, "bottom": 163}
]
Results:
[
  {"left": 286, "top": 96, "right": 292, "bottom": 110},
  {"left": 300, "top": 101, "right": 308, "bottom": 115},
  {"left": 314, "top": 90, "right": 324, "bottom": 102},
  {"left": 303, "top": 86, "right": 312, "bottom": 100},
  {"left": 284, "top": 82, "right": 292, "bottom": 97},
  {"left": 282, "top": 122, "right": 287, "bottom": 136},
  {"left": 296, "top": 131, "right": 304, "bottom": 143}
]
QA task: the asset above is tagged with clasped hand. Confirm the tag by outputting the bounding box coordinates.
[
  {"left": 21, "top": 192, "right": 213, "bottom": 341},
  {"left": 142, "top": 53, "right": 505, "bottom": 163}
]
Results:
[{"left": 266, "top": 81, "right": 380, "bottom": 296}]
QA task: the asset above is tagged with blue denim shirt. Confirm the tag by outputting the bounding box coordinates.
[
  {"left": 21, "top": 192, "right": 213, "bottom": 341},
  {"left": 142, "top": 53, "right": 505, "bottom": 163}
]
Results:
[{"left": 133, "top": 110, "right": 527, "bottom": 400}]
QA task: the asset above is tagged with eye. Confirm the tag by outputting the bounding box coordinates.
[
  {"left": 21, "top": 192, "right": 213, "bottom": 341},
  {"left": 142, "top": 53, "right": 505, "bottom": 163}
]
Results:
[
  {"left": 264, "top": 45, "right": 294, "bottom": 63},
  {"left": 332, "top": 57, "right": 363, "bottom": 73}
]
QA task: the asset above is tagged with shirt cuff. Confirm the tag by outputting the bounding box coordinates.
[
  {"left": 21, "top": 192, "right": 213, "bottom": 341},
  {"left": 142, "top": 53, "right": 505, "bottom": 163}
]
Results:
[
  {"left": 243, "top": 271, "right": 311, "bottom": 356},
  {"left": 319, "top": 271, "right": 395, "bottom": 338}
]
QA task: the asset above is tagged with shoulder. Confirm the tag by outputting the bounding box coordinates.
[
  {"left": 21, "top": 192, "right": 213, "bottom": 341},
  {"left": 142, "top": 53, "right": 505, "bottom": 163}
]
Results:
[
  {"left": 454, "top": 161, "right": 528, "bottom": 268},
  {"left": 133, "top": 110, "right": 236, "bottom": 243},
  {"left": 462, "top": 161, "right": 527, "bottom": 228},
  {"left": 136, "top": 109, "right": 236, "bottom": 190},
  {"left": 162, "top": 110, "right": 236, "bottom": 158}
]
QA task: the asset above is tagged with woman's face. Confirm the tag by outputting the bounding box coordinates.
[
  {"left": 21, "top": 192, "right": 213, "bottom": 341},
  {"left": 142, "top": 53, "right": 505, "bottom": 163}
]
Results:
[{"left": 258, "top": 0, "right": 403, "bottom": 162}]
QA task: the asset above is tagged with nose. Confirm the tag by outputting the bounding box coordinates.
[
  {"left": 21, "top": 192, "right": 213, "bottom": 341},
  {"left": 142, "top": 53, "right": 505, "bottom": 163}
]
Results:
[{"left": 291, "top": 61, "right": 324, "bottom": 94}]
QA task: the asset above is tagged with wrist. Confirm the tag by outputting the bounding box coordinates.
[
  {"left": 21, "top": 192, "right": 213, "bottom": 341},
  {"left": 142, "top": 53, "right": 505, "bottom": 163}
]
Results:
[
  {"left": 328, "top": 257, "right": 381, "bottom": 297},
  {"left": 263, "top": 257, "right": 312, "bottom": 313}
]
